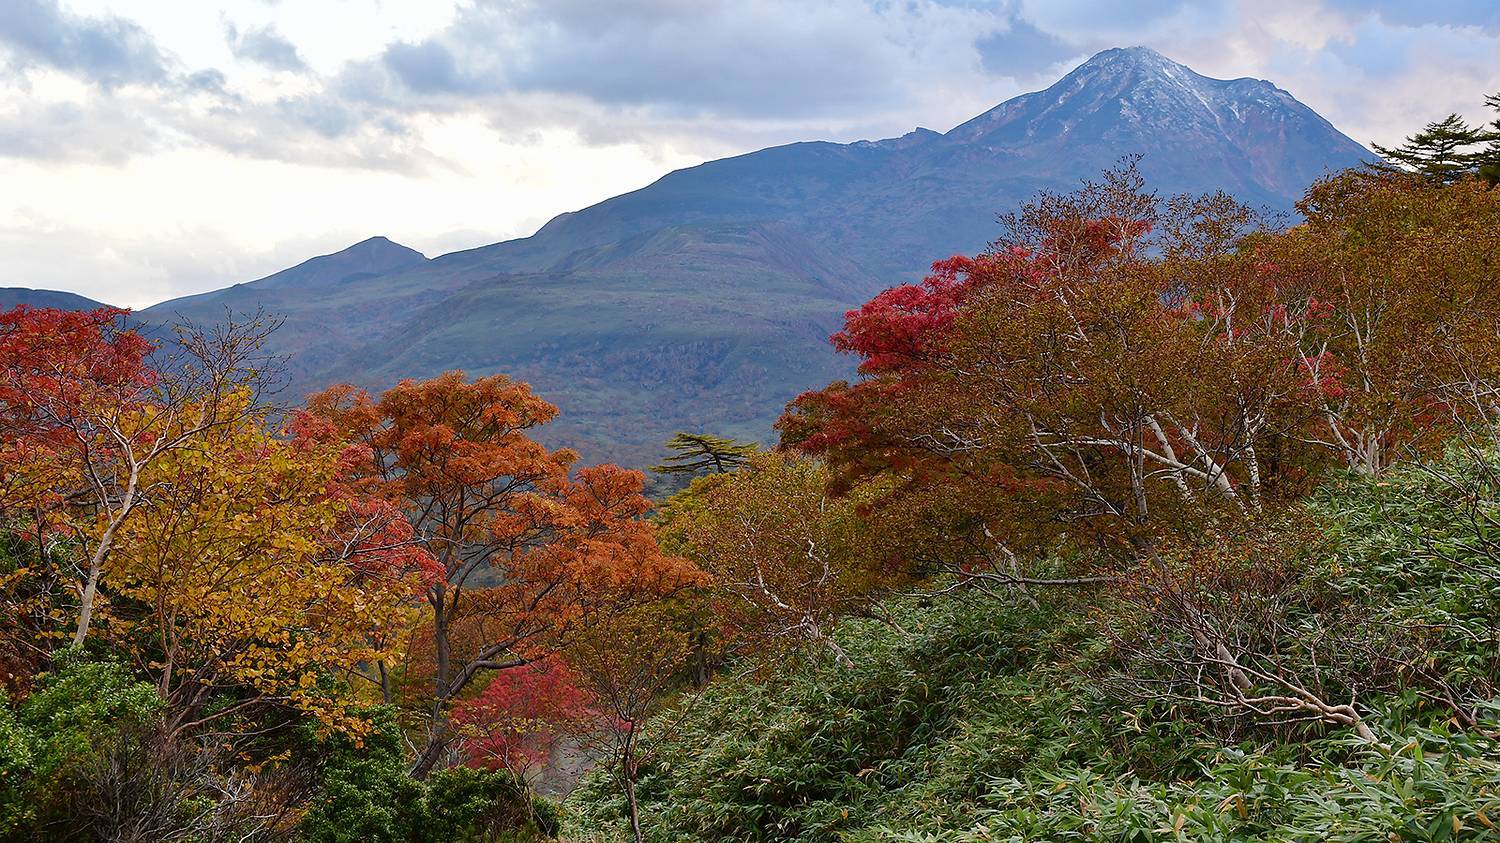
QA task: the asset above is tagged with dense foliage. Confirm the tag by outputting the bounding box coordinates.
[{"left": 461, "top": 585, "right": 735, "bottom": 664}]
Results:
[
  {"left": 561, "top": 167, "right": 1500, "bottom": 839},
  {"left": 569, "top": 453, "right": 1500, "bottom": 840},
  {"left": 0, "top": 310, "right": 694, "bottom": 839}
]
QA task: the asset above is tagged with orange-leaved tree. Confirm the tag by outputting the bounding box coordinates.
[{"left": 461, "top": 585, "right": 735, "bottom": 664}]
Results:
[{"left": 295, "top": 371, "right": 702, "bottom": 776}]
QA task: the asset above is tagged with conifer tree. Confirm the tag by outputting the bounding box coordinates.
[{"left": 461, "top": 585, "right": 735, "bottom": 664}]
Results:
[
  {"left": 651, "top": 432, "right": 759, "bottom": 476},
  {"left": 1373, "top": 95, "right": 1500, "bottom": 185}
]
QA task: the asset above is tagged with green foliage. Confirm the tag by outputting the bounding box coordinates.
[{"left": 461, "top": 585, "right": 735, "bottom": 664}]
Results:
[
  {"left": 302, "top": 708, "right": 557, "bottom": 843},
  {"left": 566, "top": 454, "right": 1500, "bottom": 841},
  {"left": 301, "top": 709, "right": 431, "bottom": 843},
  {"left": 855, "top": 723, "right": 1500, "bottom": 842},
  {"left": 1373, "top": 94, "right": 1500, "bottom": 184},
  {"left": 652, "top": 432, "right": 760, "bottom": 477},
  {"left": 1314, "top": 447, "right": 1500, "bottom": 704},
  {"left": 567, "top": 592, "right": 1191, "bottom": 840},
  {"left": 428, "top": 765, "right": 554, "bottom": 841},
  {"left": 0, "top": 703, "right": 31, "bottom": 835},
  {"left": 18, "top": 649, "right": 164, "bottom": 781},
  {"left": 0, "top": 650, "right": 164, "bottom": 838}
]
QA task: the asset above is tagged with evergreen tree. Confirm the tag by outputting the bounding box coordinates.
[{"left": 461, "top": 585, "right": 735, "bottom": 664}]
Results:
[
  {"left": 1374, "top": 94, "right": 1500, "bottom": 184},
  {"left": 651, "top": 432, "right": 759, "bottom": 476},
  {"left": 1480, "top": 92, "right": 1500, "bottom": 185}
]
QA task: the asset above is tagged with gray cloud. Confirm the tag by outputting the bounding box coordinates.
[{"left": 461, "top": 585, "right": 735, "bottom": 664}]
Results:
[
  {"left": 2, "top": 0, "right": 1498, "bottom": 175},
  {"left": 977, "top": 15, "right": 1082, "bottom": 78},
  {"left": 0, "top": 98, "right": 161, "bottom": 162},
  {"left": 225, "top": 22, "right": 307, "bottom": 73},
  {"left": 361, "top": 0, "right": 1011, "bottom": 119},
  {"left": 0, "top": 0, "right": 169, "bottom": 86},
  {"left": 381, "top": 40, "right": 468, "bottom": 94}
]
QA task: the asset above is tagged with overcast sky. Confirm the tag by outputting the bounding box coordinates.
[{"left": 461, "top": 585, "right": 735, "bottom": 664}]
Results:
[{"left": 2, "top": 0, "right": 1498, "bottom": 308}]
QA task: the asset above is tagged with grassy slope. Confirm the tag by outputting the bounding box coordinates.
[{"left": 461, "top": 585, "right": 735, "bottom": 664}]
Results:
[{"left": 566, "top": 458, "right": 1500, "bottom": 841}]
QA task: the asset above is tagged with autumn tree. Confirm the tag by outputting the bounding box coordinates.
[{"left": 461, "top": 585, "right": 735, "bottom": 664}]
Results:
[
  {"left": 296, "top": 372, "right": 700, "bottom": 777},
  {"left": 1262, "top": 170, "right": 1500, "bottom": 473},
  {"left": 0, "top": 307, "right": 275, "bottom": 645},
  {"left": 667, "top": 452, "right": 898, "bottom": 667},
  {"left": 566, "top": 603, "right": 698, "bottom": 843},
  {"left": 452, "top": 657, "right": 592, "bottom": 778},
  {"left": 778, "top": 163, "right": 1500, "bottom": 743},
  {"left": 783, "top": 165, "right": 1298, "bottom": 570},
  {"left": 108, "top": 403, "right": 433, "bottom": 740}
]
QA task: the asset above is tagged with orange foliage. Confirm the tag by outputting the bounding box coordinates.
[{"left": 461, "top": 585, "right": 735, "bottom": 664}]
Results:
[{"left": 297, "top": 371, "right": 702, "bottom": 775}]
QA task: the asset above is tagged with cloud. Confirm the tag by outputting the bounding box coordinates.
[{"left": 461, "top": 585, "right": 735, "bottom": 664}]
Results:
[
  {"left": 0, "top": 97, "right": 163, "bottom": 162},
  {"left": 976, "top": 15, "right": 1082, "bottom": 78},
  {"left": 360, "top": 0, "right": 1015, "bottom": 120},
  {"left": 225, "top": 22, "right": 307, "bottom": 73},
  {"left": 1322, "top": 0, "right": 1500, "bottom": 31},
  {"left": 0, "top": 0, "right": 169, "bottom": 87},
  {"left": 4, "top": 0, "right": 1500, "bottom": 307}
]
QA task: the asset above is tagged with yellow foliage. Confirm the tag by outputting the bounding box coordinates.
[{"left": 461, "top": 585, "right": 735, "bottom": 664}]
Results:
[{"left": 111, "top": 408, "right": 422, "bottom": 735}]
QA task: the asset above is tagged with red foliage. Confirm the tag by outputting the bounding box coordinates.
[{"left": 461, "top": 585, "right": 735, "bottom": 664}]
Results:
[
  {"left": 832, "top": 256, "right": 988, "bottom": 374},
  {"left": 0, "top": 306, "right": 153, "bottom": 450},
  {"left": 452, "top": 658, "right": 594, "bottom": 775}
]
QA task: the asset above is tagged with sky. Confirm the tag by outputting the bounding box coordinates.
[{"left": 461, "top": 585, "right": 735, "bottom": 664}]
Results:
[{"left": 2, "top": 0, "right": 1498, "bottom": 308}]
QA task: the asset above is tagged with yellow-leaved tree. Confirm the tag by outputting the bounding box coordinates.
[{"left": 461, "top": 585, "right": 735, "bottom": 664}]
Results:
[{"left": 110, "top": 398, "right": 435, "bottom": 739}]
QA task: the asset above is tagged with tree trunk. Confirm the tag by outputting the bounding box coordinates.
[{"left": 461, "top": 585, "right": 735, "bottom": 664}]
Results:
[
  {"left": 622, "top": 730, "right": 643, "bottom": 843},
  {"left": 411, "top": 721, "right": 450, "bottom": 779},
  {"left": 73, "top": 468, "right": 140, "bottom": 645},
  {"left": 72, "top": 560, "right": 106, "bottom": 646},
  {"left": 412, "top": 587, "right": 453, "bottom": 779}
]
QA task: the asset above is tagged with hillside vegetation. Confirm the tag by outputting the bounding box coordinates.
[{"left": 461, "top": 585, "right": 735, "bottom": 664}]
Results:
[{"left": 568, "top": 454, "right": 1500, "bottom": 840}]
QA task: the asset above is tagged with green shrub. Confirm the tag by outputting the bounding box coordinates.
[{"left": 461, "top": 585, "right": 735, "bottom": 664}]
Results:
[
  {"left": 301, "top": 709, "right": 430, "bottom": 843},
  {"left": 302, "top": 709, "right": 557, "bottom": 842},
  {"left": 2, "top": 648, "right": 164, "bottom": 840},
  {"left": 426, "top": 765, "right": 532, "bottom": 840},
  {"left": 0, "top": 703, "right": 32, "bottom": 836}
]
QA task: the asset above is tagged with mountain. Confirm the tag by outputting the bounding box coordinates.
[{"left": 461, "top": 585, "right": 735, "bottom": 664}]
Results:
[
  {"left": 146, "top": 236, "right": 430, "bottom": 377},
  {"left": 141, "top": 47, "right": 1373, "bottom": 467},
  {"left": 0, "top": 288, "right": 112, "bottom": 311}
]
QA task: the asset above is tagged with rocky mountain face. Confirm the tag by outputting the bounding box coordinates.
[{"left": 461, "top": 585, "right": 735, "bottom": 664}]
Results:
[{"left": 14, "top": 48, "right": 1374, "bottom": 467}]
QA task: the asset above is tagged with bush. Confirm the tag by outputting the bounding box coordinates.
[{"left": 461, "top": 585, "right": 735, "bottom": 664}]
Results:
[
  {"left": 428, "top": 765, "right": 549, "bottom": 841},
  {"left": 2, "top": 649, "right": 164, "bottom": 840},
  {"left": 566, "top": 591, "right": 1175, "bottom": 841},
  {"left": 566, "top": 453, "right": 1500, "bottom": 840},
  {"left": 302, "top": 709, "right": 557, "bottom": 843},
  {"left": 300, "top": 709, "right": 429, "bottom": 843},
  {"left": 0, "top": 703, "right": 32, "bottom": 836}
]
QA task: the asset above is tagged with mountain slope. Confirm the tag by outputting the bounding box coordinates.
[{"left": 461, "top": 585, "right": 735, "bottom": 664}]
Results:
[
  {"left": 142, "top": 47, "right": 1374, "bottom": 467},
  {"left": 143, "top": 236, "right": 433, "bottom": 377},
  {"left": 0, "top": 288, "right": 112, "bottom": 311}
]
